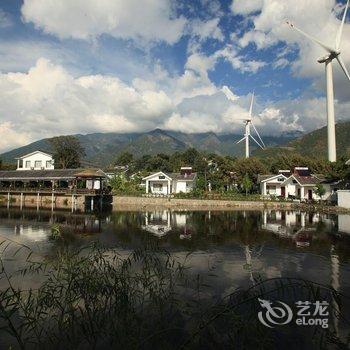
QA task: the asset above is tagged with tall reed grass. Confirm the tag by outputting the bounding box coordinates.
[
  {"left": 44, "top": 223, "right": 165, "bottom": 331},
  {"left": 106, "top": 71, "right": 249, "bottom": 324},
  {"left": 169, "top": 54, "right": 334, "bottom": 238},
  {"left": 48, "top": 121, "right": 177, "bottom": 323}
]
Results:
[{"left": 0, "top": 240, "right": 349, "bottom": 349}]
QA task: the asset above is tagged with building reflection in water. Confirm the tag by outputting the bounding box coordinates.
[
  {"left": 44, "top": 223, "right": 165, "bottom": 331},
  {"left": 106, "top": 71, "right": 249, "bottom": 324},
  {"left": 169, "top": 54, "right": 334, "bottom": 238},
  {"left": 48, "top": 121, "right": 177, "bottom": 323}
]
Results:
[
  {"left": 0, "top": 209, "right": 102, "bottom": 237},
  {"left": 261, "top": 210, "right": 336, "bottom": 248},
  {"left": 141, "top": 210, "right": 192, "bottom": 239},
  {"left": 338, "top": 214, "right": 350, "bottom": 235}
]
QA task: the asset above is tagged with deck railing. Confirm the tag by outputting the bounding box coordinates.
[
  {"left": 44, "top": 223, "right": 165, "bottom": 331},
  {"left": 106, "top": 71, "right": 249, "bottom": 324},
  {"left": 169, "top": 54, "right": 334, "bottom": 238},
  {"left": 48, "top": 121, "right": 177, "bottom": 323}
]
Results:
[{"left": 0, "top": 187, "right": 108, "bottom": 195}]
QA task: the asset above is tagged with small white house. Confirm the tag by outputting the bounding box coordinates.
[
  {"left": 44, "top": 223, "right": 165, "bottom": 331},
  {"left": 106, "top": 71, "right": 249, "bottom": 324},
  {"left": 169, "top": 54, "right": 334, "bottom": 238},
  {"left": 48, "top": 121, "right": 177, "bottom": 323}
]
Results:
[
  {"left": 143, "top": 167, "right": 196, "bottom": 195},
  {"left": 16, "top": 151, "right": 54, "bottom": 171},
  {"left": 259, "top": 167, "right": 334, "bottom": 201},
  {"left": 258, "top": 171, "right": 289, "bottom": 197}
]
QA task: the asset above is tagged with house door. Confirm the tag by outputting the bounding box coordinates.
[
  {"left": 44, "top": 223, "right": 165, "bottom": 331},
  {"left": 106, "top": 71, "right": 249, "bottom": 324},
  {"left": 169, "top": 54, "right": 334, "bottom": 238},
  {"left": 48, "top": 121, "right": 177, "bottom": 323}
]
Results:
[
  {"left": 308, "top": 189, "right": 312, "bottom": 200},
  {"left": 281, "top": 187, "right": 285, "bottom": 197}
]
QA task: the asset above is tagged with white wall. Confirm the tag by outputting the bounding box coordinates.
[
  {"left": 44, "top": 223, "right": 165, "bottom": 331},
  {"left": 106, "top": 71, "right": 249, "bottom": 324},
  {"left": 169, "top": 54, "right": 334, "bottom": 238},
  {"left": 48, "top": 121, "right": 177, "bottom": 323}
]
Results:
[
  {"left": 18, "top": 153, "right": 54, "bottom": 170},
  {"left": 175, "top": 181, "right": 187, "bottom": 193},
  {"left": 175, "top": 180, "right": 194, "bottom": 193},
  {"left": 338, "top": 190, "right": 350, "bottom": 209}
]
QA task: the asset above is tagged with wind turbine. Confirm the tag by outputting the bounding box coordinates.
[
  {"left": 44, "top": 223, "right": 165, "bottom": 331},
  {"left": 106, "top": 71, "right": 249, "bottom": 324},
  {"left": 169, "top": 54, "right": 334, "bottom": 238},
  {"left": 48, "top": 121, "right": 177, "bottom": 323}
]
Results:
[
  {"left": 236, "top": 92, "right": 266, "bottom": 158},
  {"left": 286, "top": 0, "right": 350, "bottom": 162}
]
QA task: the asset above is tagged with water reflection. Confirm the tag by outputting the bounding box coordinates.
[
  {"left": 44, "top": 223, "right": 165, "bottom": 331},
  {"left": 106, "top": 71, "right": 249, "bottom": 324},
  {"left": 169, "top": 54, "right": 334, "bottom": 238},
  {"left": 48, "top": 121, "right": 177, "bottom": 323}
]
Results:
[
  {"left": 1, "top": 208, "right": 350, "bottom": 347},
  {"left": 1, "top": 208, "right": 350, "bottom": 290}
]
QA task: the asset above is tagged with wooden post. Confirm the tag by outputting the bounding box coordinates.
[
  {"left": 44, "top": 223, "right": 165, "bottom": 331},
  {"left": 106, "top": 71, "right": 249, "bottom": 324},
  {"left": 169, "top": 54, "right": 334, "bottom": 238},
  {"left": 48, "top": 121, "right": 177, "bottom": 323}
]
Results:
[
  {"left": 51, "top": 191, "right": 54, "bottom": 211},
  {"left": 71, "top": 195, "right": 74, "bottom": 212},
  {"left": 91, "top": 196, "right": 94, "bottom": 211},
  {"left": 37, "top": 192, "right": 40, "bottom": 211},
  {"left": 7, "top": 192, "right": 10, "bottom": 209},
  {"left": 20, "top": 192, "right": 23, "bottom": 210}
]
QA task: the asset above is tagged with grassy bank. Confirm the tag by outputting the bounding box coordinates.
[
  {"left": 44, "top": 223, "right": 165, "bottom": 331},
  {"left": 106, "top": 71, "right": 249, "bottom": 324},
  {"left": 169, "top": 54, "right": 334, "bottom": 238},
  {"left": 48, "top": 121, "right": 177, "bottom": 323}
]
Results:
[{"left": 0, "top": 242, "right": 349, "bottom": 349}]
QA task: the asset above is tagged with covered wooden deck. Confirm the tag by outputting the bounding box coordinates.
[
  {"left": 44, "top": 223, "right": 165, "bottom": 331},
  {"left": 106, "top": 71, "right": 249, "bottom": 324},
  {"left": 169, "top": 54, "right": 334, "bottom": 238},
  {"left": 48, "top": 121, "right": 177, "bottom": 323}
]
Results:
[
  {"left": 0, "top": 168, "right": 107, "bottom": 194},
  {"left": 0, "top": 168, "right": 110, "bottom": 211}
]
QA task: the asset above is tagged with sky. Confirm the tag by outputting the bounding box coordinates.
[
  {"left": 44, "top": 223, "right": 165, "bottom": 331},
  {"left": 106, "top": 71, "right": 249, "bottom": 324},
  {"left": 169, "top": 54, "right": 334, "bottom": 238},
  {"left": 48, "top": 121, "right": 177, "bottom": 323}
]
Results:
[{"left": 0, "top": 0, "right": 350, "bottom": 153}]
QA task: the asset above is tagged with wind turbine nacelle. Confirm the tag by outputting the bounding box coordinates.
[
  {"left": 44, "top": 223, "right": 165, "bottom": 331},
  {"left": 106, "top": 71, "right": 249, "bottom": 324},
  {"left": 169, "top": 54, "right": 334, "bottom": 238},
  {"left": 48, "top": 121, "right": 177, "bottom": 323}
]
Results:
[
  {"left": 317, "top": 55, "right": 330, "bottom": 63},
  {"left": 317, "top": 51, "right": 340, "bottom": 63}
]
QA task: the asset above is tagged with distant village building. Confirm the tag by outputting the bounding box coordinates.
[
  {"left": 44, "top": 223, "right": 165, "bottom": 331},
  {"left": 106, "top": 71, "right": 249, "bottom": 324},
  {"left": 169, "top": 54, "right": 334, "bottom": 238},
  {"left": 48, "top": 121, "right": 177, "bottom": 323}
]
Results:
[
  {"left": 0, "top": 151, "right": 108, "bottom": 206},
  {"left": 258, "top": 167, "right": 335, "bottom": 201},
  {"left": 143, "top": 167, "right": 196, "bottom": 195},
  {"left": 16, "top": 150, "right": 54, "bottom": 171}
]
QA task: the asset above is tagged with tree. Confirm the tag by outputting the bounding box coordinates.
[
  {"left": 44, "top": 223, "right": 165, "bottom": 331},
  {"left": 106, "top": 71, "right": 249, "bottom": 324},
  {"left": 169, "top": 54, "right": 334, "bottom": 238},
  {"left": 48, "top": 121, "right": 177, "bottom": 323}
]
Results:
[
  {"left": 0, "top": 158, "right": 16, "bottom": 170},
  {"left": 182, "top": 148, "right": 200, "bottom": 165},
  {"left": 116, "top": 152, "right": 133, "bottom": 166},
  {"left": 242, "top": 174, "right": 253, "bottom": 196},
  {"left": 49, "top": 136, "right": 85, "bottom": 169},
  {"left": 232, "top": 158, "right": 267, "bottom": 183},
  {"left": 315, "top": 183, "right": 326, "bottom": 201}
]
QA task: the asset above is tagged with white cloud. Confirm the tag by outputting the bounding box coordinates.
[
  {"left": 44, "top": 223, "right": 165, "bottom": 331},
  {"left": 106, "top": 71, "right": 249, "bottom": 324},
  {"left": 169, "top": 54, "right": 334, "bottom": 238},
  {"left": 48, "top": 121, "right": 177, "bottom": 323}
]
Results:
[
  {"left": 0, "top": 58, "right": 175, "bottom": 152},
  {"left": 230, "top": 0, "right": 263, "bottom": 15},
  {"left": 185, "top": 52, "right": 216, "bottom": 77},
  {"left": 0, "top": 122, "right": 31, "bottom": 152},
  {"left": 239, "top": 30, "right": 277, "bottom": 49},
  {"left": 21, "top": 0, "right": 187, "bottom": 45},
  {"left": 1, "top": 57, "right": 349, "bottom": 153},
  {"left": 273, "top": 58, "right": 289, "bottom": 69},
  {"left": 236, "top": 0, "right": 350, "bottom": 87},
  {"left": 214, "top": 45, "right": 266, "bottom": 73},
  {"left": 190, "top": 18, "right": 224, "bottom": 42},
  {"left": 164, "top": 112, "right": 221, "bottom": 133}
]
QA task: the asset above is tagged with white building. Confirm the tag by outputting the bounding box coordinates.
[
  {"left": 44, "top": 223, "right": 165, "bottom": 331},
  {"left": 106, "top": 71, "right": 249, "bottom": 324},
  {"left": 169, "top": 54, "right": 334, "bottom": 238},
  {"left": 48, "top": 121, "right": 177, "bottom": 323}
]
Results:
[
  {"left": 16, "top": 151, "right": 54, "bottom": 171},
  {"left": 143, "top": 167, "right": 196, "bottom": 195},
  {"left": 259, "top": 167, "right": 334, "bottom": 201},
  {"left": 338, "top": 190, "right": 350, "bottom": 209}
]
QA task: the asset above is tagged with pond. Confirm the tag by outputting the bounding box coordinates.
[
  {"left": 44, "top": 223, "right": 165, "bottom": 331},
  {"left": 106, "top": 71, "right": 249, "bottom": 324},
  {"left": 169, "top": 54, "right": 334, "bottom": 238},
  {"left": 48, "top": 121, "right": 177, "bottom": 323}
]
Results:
[{"left": 1, "top": 207, "right": 350, "bottom": 349}]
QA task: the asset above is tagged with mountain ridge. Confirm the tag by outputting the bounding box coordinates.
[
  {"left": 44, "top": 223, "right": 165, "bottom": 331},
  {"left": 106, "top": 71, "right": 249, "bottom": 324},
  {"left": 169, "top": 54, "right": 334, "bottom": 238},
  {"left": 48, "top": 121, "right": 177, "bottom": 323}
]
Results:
[{"left": 2, "top": 123, "right": 349, "bottom": 166}]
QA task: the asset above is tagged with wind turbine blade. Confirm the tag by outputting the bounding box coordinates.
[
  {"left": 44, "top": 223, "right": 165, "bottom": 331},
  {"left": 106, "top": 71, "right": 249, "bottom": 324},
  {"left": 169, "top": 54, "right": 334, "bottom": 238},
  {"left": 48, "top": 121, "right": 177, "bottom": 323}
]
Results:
[
  {"left": 286, "top": 21, "right": 334, "bottom": 53},
  {"left": 249, "top": 92, "right": 254, "bottom": 118},
  {"left": 250, "top": 134, "right": 264, "bottom": 150},
  {"left": 236, "top": 136, "right": 246, "bottom": 145},
  {"left": 251, "top": 122, "right": 266, "bottom": 148},
  {"left": 336, "top": 55, "right": 350, "bottom": 82},
  {"left": 336, "top": 0, "right": 349, "bottom": 50}
]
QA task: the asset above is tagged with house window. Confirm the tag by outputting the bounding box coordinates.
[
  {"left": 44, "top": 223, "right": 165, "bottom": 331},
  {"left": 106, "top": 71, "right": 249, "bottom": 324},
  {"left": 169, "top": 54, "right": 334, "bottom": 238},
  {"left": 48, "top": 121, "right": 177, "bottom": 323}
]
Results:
[
  {"left": 25, "top": 160, "right": 31, "bottom": 168},
  {"left": 159, "top": 175, "right": 165, "bottom": 179},
  {"left": 277, "top": 177, "right": 284, "bottom": 182},
  {"left": 46, "top": 160, "right": 51, "bottom": 168},
  {"left": 35, "top": 161, "right": 42, "bottom": 168},
  {"left": 153, "top": 184, "right": 163, "bottom": 192},
  {"left": 267, "top": 185, "right": 276, "bottom": 194}
]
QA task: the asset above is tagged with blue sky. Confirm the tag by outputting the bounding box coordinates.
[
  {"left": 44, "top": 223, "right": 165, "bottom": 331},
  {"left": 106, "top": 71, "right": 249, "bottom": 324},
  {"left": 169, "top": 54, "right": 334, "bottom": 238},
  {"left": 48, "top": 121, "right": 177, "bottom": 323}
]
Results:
[{"left": 0, "top": 0, "right": 349, "bottom": 152}]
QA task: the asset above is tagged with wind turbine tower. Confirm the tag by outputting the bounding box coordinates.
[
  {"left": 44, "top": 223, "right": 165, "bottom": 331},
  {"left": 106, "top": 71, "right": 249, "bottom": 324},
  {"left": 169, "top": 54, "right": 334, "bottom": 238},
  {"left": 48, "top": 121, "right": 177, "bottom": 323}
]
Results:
[
  {"left": 287, "top": 0, "right": 350, "bottom": 162},
  {"left": 236, "top": 92, "right": 266, "bottom": 158}
]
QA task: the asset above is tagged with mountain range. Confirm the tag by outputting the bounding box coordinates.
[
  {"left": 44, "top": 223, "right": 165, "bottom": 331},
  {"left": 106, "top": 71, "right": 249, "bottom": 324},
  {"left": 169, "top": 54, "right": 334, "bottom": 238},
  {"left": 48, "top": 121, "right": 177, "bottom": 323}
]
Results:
[
  {"left": 253, "top": 121, "right": 350, "bottom": 159},
  {"left": 0, "top": 128, "right": 300, "bottom": 166},
  {"left": 1, "top": 122, "right": 349, "bottom": 166}
]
